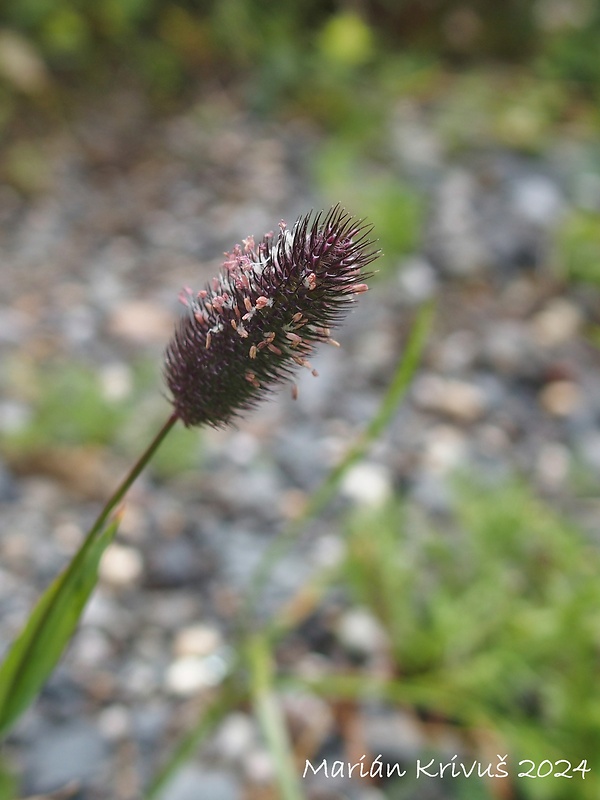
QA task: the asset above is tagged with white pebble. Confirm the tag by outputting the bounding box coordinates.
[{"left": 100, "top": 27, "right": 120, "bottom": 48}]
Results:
[
  {"left": 213, "top": 713, "right": 258, "bottom": 762},
  {"left": 336, "top": 608, "right": 388, "bottom": 656},
  {"left": 340, "top": 462, "right": 393, "bottom": 507},
  {"left": 165, "top": 654, "right": 229, "bottom": 696},
  {"left": 539, "top": 381, "right": 582, "bottom": 416},
  {"left": 108, "top": 300, "right": 174, "bottom": 343},
  {"left": 99, "top": 543, "right": 143, "bottom": 587},
  {"left": 398, "top": 257, "right": 438, "bottom": 303},
  {"left": 413, "top": 374, "right": 487, "bottom": 422},
  {"left": 421, "top": 425, "right": 468, "bottom": 473},
  {"left": 72, "top": 628, "right": 113, "bottom": 665},
  {"left": 530, "top": 299, "right": 582, "bottom": 347},
  {"left": 511, "top": 175, "right": 563, "bottom": 225},
  {"left": 97, "top": 705, "right": 131, "bottom": 740},
  {"left": 311, "top": 535, "right": 346, "bottom": 569},
  {"left": 432, "top": 330, "right": 479, "bottom": 372},
  {"left": 173, "top": 624, "right": 223, "bottom": 658},
  {"left": 536, "top": 443, "right": 571, "bottom": 488},
  {"left": 0, "top": 401, "right": 31, "bottom": 434},
  {"left": 99, "top": 363, "right": 133, "bottom": 401},
  {"left": 243, "top": 748, "right": 275, "bottom": 784}
]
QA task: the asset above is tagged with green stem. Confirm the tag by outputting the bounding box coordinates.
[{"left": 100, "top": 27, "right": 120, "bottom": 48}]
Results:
[
  {"left": 81, "top": 411, "right": 179, "bottom": 552},
  {"left": 146, "top": 676, "right": 244, "bottom": 799},
  {"left": 0, "top": 412, "right": 181, "bottom": 741}
]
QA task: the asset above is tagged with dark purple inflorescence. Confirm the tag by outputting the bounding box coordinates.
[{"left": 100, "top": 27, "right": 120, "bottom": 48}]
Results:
[{"left": 164, "top": 206, "right": 379, "bottom": 427}]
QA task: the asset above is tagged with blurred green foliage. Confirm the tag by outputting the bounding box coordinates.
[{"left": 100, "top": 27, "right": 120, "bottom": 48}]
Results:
[
  {"left": 314, "top": 139, "right": 425, "bottom": 268},
  {"left": 1, "top": 358, "right": 203, "bottom": 478},
  {"left": 557, "top": 209, "right": 600, "bottom": 285},
  {"left": 340, "top": 479, "right": 600, "bottom": 799},
  {"left": 6, "top": 361, "right": 132, "bottom": 448},
  {"left": 435, "top": 70, "right": 569, "bottom": 153},
  {"left": 2, "top": 0, "right": 600, "bottom": 113},
  {"left": 0, "top": 757, "right": 17, "bottom": 800}
]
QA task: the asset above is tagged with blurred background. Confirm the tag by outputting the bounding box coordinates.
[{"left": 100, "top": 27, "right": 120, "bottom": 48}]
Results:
[{"left": 1, "top": 1, "right": 600, "bottom": 798}]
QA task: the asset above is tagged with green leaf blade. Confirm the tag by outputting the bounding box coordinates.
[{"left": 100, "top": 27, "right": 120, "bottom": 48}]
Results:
[{"left": 0, "top": 517, "right": 120, "bottom": 737}]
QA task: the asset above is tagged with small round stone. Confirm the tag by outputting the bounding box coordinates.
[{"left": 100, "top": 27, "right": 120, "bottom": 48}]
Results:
[
  {"left": 535, "top": 443, "right": 571, "bottom": 487},
  {"left": 340, "top": 462, "right": 393, "bottom": 506},
  {"left": 530, "top": 299, "right": 582, "bottom": 347},
  {"left": 539, "top": 380, "right": 582, "bottom": 416},
  {"left": 173, "top": 624, "right": 223, "bottom": 658},
  {"left": 413, "top": 375, "right": 487, "bottom": 422},
  {"left": 336, "top": 608, "right": 388, "bottom": 657},
  {"left": 165, "top": 654, "right": 228, "bottom": 696},
  {"left": 99, "top": 543, "right": 144, "bottom": 587},
  {"left": 97, "top": 705, "right": 131, "bottom": 740}
]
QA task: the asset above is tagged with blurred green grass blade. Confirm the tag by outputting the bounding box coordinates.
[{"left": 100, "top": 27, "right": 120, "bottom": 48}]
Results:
[
  {"left": 283, "top": 672, "right": 488, "bottom": 728},
  {"left": 0, "top": 754, "right": 17, "bottom": 800},
  {"left": 310, "top": 299, "right": 434, "bottom": 509},
  {"left": 247, "top": 635, "right": 303, "bottom": 800},
  {"left": 145, "top": 303, "right": 434, "bottom": 798},
  {"left": 146, "top": 675, "right": 245, "bottom": 800},
  {"left": 244, "top": 301, "right": 434, "bottom": 614},
  {"left": 0, "top": 515, "right": 120, "bottom": 738}
]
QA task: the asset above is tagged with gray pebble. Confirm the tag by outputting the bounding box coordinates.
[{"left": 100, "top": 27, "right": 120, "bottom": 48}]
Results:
[
  {"left": 23, "top": 720, "right": 108, "bottom": 795},
  {"left": 160, "top": 765, "right": 240, "bottom": 800},
  {"left": 510, "top": 174, "right": 564, "bottom": 226}
]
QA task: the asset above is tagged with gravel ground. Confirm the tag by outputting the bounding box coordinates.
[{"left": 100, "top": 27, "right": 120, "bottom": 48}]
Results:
[{"left": 0, "top": 89, "right": 599, "bottom": 800}]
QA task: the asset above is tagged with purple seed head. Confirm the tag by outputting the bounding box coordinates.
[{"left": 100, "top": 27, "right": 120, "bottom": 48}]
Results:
[{"left": 164, "top": 206, "right": 379, "bottom": 427}]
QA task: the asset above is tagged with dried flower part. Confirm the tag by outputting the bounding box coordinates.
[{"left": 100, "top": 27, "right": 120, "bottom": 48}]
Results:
[{"left": 164, "top": 206, "right": 379, "bottom": 427}]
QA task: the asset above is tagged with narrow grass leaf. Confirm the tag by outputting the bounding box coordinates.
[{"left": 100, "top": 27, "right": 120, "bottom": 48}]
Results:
[
  {"left": 146, "top": 676, "right": 245, "bottom": 800},
  {"left": 248, "top": 634, "right": 303, "bottom": 800},
  {"left": 0, "top": 515, "right": 120, "bottom": 737},
  {"left": 0, "top": 755, "right": 18, "bottom": 800},
  {"left": 145, "top": 304, "right": 434, "bottom": 797},
  {"left": 243, "top": 301, "right": 434, "bottom": 616}
]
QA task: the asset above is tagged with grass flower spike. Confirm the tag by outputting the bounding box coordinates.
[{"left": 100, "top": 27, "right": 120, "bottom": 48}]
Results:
[
  {"left": 165, "top": 206, "right": 380, "bottom": 427},
  {"left": 0, "top": 205, "right": 386, "bottom": 753}
]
